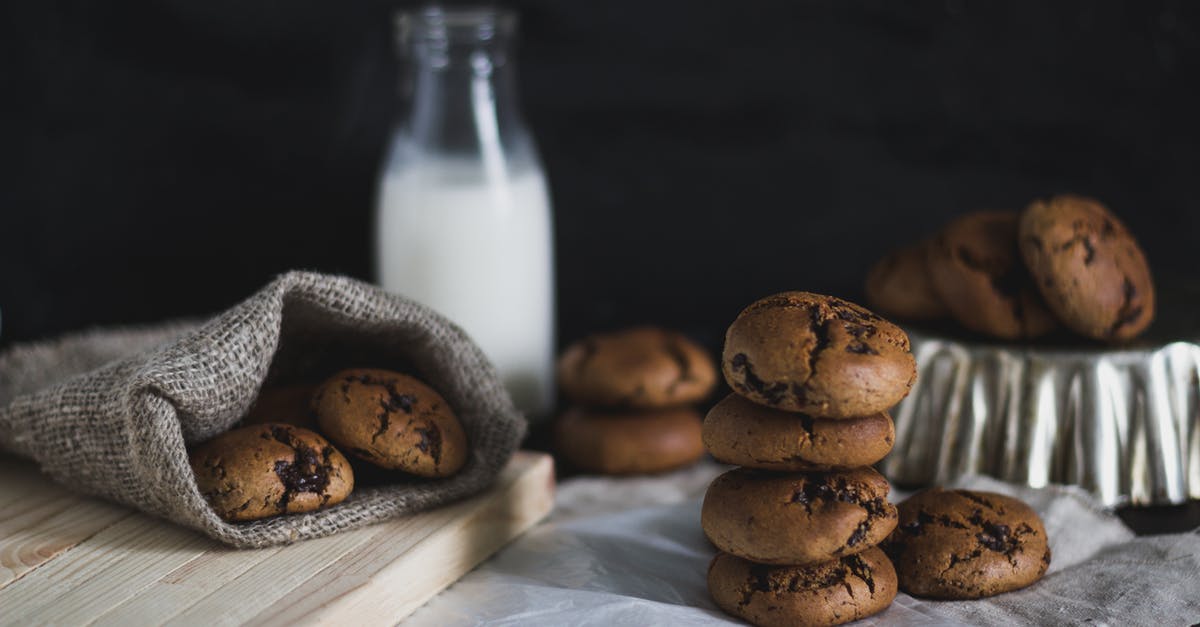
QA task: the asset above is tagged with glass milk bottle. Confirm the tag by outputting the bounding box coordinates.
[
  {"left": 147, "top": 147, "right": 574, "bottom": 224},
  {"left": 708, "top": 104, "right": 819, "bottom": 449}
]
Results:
[{"left": 376, "top": 7, "right": 555, "bottom": 418}]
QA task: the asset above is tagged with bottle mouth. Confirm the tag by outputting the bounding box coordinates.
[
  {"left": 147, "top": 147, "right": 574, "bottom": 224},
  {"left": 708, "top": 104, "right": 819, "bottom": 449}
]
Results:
[{"left": 398, "top": 5, "right": 517, "bottom": 45}]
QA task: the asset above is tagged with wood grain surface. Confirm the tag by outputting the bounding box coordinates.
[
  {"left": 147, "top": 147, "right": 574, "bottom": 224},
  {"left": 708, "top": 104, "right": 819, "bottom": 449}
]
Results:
[{"left": 0, "top": 451, "right": 554, "bottom": 626}]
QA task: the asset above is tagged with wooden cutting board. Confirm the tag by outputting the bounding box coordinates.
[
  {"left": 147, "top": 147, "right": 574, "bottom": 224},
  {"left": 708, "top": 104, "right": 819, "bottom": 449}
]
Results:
[{"left": 0, "top": 451, "right": 555, "bottom": 625}]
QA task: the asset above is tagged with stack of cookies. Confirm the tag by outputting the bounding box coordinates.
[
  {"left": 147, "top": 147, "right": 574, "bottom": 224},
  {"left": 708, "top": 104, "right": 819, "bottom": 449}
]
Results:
[
  {"left": 701, "top": 292, "right": 917, "bottom": 627},
  {"left": 553, "top": 327, "right": 717, "bottom": 475}
]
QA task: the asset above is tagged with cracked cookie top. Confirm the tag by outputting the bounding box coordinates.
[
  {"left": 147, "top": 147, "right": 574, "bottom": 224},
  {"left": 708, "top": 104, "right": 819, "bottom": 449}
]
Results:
[
  {"left": 721, "top": 291, "right": 915, "bottom": 418},
  {"left": 707, "top": 547, "right": 898, "bottom": 627},
  {"left": 702, "top": 393, "right": 895, "bottom": 471},
  {"left": 1019, "top": 194, "right": 1155, "bottom": 342},
  {"left": 313, "top": 368, "right": 468, "bottom": 478},
  {"left": 557, "top": 326, "right": 717, "bottom": 409},
  {"left": 926, "top": 210, "right": 1058, "bottom": 340},
  {"left": 701, "top": 466, "right": 899, "bottom": 566},
  {"left": 189, "top": 423, "right": 354, "bottom": 523},
  {"left": 884, "top": 488, "right": 1051, "bottom": 599}
]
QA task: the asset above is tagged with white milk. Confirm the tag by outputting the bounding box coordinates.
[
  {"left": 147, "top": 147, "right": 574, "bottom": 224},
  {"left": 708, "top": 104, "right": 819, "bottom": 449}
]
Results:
[{"left": 376, "top": 157, "right": 555, "bottom": 416}]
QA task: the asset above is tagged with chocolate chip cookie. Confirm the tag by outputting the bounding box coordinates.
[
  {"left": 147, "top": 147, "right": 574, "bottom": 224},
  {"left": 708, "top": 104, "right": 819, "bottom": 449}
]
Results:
[
  {"left": 241, "top": 384, "right": 318, "bottom": 430},
  {"left": 701, "top": 467, "right": 898, "bottom": 565},
  {"left": 702, "top": 394, "right": 895, "bottom": 471},
  {"left": 926, "top": 210, "right": 1058, "bottom": 340},
  {"left": 721, "top": 292, "right": 916, "bottom": 418},
  {"left": 557, "top": 327, "right": 718, "bottom": 409},
  {"left": 865, "top": 240, "right": 949, "bottom": 321},
  {"left": 313, "top": 368, "right": 468, "bottom": 478},
  {"left": 554, "top": 406, "right": 705, "bottom": 475},
  {"left": 1019, "top": 194, "right": 1155, "bottom": 342},
  {"left": 884, "top": 488, "right": 1051, "bottom": 599},
  {"left": 190, "top": 423, "right": 354, "bottom": 522},
  {"left": 708, "top": 547, "right": 898, "bottom": 627}
]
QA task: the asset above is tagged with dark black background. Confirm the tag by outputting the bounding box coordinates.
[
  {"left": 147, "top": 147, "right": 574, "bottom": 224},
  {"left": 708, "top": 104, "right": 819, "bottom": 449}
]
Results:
[{"left": 2, "top": 0, "right": 1198, "bottom": 352}]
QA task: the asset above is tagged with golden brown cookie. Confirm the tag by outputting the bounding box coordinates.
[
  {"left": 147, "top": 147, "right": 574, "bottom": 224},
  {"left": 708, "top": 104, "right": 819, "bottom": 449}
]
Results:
[
  {"left": 701, "top": 467, "right": 898, "bottom": 565},
  {"left": 553, "top": 406, "right": 705, "bottom": 475},
  {"left": 312, "top": 368, "right": 468, "bottom": 478},
  {"left": 702, "top": 394, "right": 895, "bottom": 471},
  {"left": 557, "top": 327, "right": 717, "bottom": 409},
  {"left": 926, "top": 210, "right": 1058, "bottom": 340},
  {"left": 865, "top": 240, "right": 949, "bottom": 321},
  {"left": 721, "top": 292, "right": 915, "bottom": 418},
  {"left": 190, "top": 423, "right": 354, "bottom": 522},
  {"left": 884, "top": 488, "right": 1051, "bottom": 599},
  {"left": 708, "top": 548, "right": 898, "bottom": 627},
  {"left": 241, "top": 384, "right": 318, "bottom": 430},
  {"left": 1019, "top": 194, "right": 1155, "bottom": 342}
]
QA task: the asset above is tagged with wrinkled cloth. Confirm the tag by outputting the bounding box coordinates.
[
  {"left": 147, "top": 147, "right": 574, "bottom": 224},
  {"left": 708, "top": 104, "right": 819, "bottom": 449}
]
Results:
[
  {"left": 410, "top": 462, "right": 1200, "bottom": 625},
  {"left": 0, "top": 271, "right": 525, "bottom": 548}
]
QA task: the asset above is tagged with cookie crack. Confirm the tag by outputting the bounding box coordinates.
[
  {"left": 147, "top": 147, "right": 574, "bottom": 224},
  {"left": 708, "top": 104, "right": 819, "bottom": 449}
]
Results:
[
  {"left": 832, "top": 305, "right": 881, "bottom": 355},
  {"left": 795, "top": 413, "right": 816, "bottom": 441},
  {"left": 806, "top": 308, "right": 831, "bottom": 385},
  {"left": 1109, "top": 276, "right": 1143, "bottom": 337},
  {"left": 414, "top": 422, "right": 443, "bottom": 465},
  {"left": 729, "top": 353, "right": 789, "bottom": 405},
  {"left": 1057, "top": 233, "right": 1097, "bottom": 265},
  {"left": 844, "top": 554, "right": 876, "bottom": 595},
  {"left": 372, "top": 401, "right": 392, "bottom": 443},
  {"left": 789, "top": 475, "right": 889, "bottom": 549},
  {"left": 941, "top": 547, "right": 984, "bottom": 578},
  {"left": 346, "top": 373, "right": 418, "bottom": 415},
  {"left": 898, "top": 509, "right": 968, "bottom": 536}
]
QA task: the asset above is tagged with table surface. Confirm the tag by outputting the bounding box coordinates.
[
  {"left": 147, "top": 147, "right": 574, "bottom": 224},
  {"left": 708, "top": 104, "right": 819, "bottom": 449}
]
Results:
[{"left": 0, "top": 451, "right": 555, "bottom": 626}]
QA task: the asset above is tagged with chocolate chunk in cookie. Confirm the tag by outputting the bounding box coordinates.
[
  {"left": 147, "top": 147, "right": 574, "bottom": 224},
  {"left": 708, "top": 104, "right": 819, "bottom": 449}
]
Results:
[
  {"left": 557, "top": 327, "right": 717, "bottom": 409},
  {"left": 701, "top": 467, "right": 899, "bottom": 565},
  {"left": 865, "top": 240, "right": 949, "bottom": 321},
  {"left": 1019, "top": 194, "right": 1155, "bottom": 342},
  {"left": 313, "top": 368, "right": 468, "bottom": 478},
  {"left": 554, "top": 406, "right": 704, "bottom": 475},
  {"left": 707, "top": 547, "right": 898, "bottom": 627},
  {"left": 721, "top": 292, "right": 915, "bottom": 418},
  {"left": 702, "top": 393, "right": 895, "bottom": 471},
  {"left": 190, "top": 423, "right": 354, "bottom": 522},
  {"left": 926, "top": 210, "right": 1058, "bottom": 340},
  {"left": 884, "top": 488, "right": 1051, "bottom": 599}
]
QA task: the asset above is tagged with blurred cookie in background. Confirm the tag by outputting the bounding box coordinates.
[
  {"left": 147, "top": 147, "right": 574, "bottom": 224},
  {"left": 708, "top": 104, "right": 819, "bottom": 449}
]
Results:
[{"left": 865, "top": 240, "right": 948, "bottom": 321}]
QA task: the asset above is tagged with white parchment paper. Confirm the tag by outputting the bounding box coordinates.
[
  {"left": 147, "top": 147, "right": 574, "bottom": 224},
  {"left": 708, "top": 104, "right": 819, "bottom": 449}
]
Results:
[{"left": 409, "top": 461, "right": 1200, "bottom": 626}]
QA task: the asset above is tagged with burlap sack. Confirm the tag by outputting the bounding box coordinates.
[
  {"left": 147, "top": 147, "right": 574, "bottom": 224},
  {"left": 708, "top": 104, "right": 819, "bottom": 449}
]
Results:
[{"left": 0, "top": 271, "right": 526, "bottom": 548}]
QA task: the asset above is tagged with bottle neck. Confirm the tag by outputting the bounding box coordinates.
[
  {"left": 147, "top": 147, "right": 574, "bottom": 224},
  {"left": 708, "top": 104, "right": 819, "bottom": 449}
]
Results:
[
  {"left": 400, "top": 9, "right": 527, "bottom": 162},
  {"left": 407, "top": 48, "right": 521, "bottom": 150}
]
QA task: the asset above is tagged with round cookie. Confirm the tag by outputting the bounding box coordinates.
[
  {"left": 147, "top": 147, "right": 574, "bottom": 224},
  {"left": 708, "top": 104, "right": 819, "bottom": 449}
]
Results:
[
  {"left": 703, "top": 394, "right": 895, "bottom": 471},
  {"left": 312, "top": 368, "right": 468, "bottom": 478},
  {"left": 926, "top": 210, "right": 1057, "bottom": 340},
  {"left": 190, "top": 423, "right": 354, "bottom": 522},
  {"left": 721, "top": 292, "right": 915, "bottom": 418},
  {"left": 241, "top": 384, "right": 318, "bottom": 430},
  {"left": 1019, "top": 194, "right": 1155, "bottom": 342},
  {"left": 554, "top": 406, "right": 704, "bottom": 475},
  {"left": 701, "top": 467, "right": 898, "bottom": 565},
  {"left": 557, "top": 326, "right": 717, "bottom": 409},
  {"left": 865, "top": 240, "right": 949, "bottom": 321},
  {"left": 884, "top": 488, "right": 1051, "bottom": 599},
  {"left": 708, "top": 548, "right": 898, "bottom": 627}
]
